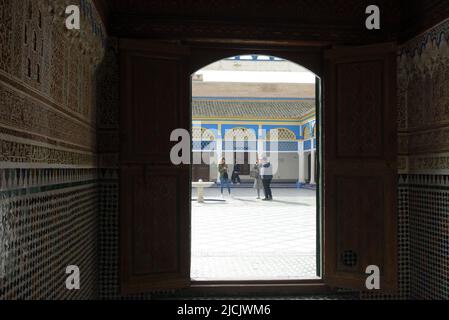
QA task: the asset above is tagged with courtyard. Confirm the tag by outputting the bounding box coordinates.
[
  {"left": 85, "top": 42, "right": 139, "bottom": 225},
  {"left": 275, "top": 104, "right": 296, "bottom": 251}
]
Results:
[{"left": 191, "top": 187, "right": 318, "bottom": 281}]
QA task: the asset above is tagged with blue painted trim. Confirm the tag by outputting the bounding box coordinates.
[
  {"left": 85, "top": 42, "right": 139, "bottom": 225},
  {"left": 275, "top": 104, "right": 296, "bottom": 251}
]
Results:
[
  {"left": 264, "top": 141, "right": 298, "bottom": 152},
  {"left": 304, "top": 140, "right": 312, "bottom": 151},
  {"left": 192, "top": 141, "right": 216, "bottom": 151},
  {"left": 192, "top": 123, "right": 218, "bottom": 130},
  {"left": 224, "top": 55, "right": 285, "bottom": 61},
  {"left": 193, "top": 119, "right": 302, "bottom": 124},
  {"left": 222, "top": 140, "right": 258, "bottom": 151},
  {"left": 300, "top": 120, "right": 316, "bottom": 139},
  {"left": 221, "top": 124, "right": 259, "bottom": 139},
  {"left": 399, "top": 18, "right": 449, "bottom": 58}
]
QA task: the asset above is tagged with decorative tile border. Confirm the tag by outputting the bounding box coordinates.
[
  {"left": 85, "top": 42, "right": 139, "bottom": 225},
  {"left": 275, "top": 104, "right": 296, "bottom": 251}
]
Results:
[
  {"left": 399, "top": 18, "right": 449, "bottom": 58},
  {"left": 0, "top": 80, "right": 95, "bottom": 149},
  {"left": 408, "top": 153, "right": 449, "bottom": 174},
  {"left": 0, "top": 169, "right": 98, "bottom": 299},
  {"left": 407, "top": 174, "right": 449, "bottom": 299},
  {"left": 0, "top": 168, "right": 97, "bottom": 192},
  {"left": 0, "top": 136, "right": 95, "bottom": 166},
  {"left": 407, "top": 128, "right": 449, "bottom": 155}
]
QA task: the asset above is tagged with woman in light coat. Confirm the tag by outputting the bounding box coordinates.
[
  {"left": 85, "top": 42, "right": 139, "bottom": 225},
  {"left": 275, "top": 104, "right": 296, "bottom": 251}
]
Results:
[{"left": 252, "top": 160, "right": 264, "bottom": 199}]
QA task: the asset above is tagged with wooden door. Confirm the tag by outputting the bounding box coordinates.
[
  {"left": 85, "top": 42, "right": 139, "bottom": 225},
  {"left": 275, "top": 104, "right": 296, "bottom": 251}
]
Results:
[
  {"left": 234, "top": 152, "right": 250, "bottom": 175},
  {"left": 119, "top": 40, "right": 191, "bottom": 294},
  {"left": 323, "top": 43, "right": 398, "bottom": 291}
]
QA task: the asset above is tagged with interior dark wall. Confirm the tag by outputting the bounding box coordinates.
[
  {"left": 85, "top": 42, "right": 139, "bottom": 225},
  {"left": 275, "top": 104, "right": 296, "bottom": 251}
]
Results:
[
  {"left": 400, "top": 0, "right": 449, "bottom": 42},
  {"left": 100, "top": 0, "right": 400, "bottom": 45}
]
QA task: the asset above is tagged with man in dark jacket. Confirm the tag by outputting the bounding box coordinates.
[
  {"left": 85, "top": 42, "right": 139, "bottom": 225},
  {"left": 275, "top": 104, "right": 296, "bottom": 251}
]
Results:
[
  {"left": 260, "top": 157, "right": 273, "bottom": 200},
  {"left": 231, "top": 164, "right": 241, "bottom": 184}
]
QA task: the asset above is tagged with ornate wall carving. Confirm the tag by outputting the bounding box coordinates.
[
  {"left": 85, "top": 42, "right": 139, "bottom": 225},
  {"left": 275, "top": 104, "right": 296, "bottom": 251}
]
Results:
[{"left": 398, "top": 18, "right": 449, "bottom": 173}]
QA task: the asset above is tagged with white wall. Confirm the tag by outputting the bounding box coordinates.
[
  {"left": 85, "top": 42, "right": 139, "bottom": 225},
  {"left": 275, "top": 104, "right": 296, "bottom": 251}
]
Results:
[{"left": 272, "top": 153, "right": 299, "bottom": 180}]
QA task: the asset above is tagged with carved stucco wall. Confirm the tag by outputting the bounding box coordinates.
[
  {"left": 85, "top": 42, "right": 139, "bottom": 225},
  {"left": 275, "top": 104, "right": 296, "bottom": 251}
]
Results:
[
  {"left": 0, "top": 0, "right": 104, "bottom": 299},
  {"left": 397, "top": 18, "right": 449, "bottom": 300},
  {"left": 398, "top": 20, "right": 449, "bottom": 174}
]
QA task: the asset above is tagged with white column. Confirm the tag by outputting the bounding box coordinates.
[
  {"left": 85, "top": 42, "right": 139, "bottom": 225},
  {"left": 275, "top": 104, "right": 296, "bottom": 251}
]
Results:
[
  {"left": 257, "top": 125, "right": 264, "bottom": 159},
  {"left": 215, "top": 124, "right": 222, "bottom": 183},
  {"left": 298, "top": 140, "right": 305, "bottom": 183},
  {"left": 310, "top": 147, "right": 316, "bottom": 185}
]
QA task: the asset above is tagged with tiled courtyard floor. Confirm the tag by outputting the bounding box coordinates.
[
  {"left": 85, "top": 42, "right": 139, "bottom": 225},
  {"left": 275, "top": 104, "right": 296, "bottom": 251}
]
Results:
[{"left": 191, "top": 187, "right": 319, "bottom": 281}]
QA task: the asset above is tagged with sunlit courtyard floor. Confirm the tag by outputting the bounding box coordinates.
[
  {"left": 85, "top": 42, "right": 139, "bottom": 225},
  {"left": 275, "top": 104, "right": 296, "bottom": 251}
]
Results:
[{"left": 191, "top": 186, "right": 319, "bottom": 281}]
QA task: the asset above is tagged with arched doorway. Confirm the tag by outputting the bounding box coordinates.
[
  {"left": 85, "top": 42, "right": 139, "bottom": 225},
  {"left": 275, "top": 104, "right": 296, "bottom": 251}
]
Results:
[
  {"left": 119, "top": 40, "right": 398, "bottom": 295},
  {"left": 190, "top": 54, "right": 320, "bottom": 281}
]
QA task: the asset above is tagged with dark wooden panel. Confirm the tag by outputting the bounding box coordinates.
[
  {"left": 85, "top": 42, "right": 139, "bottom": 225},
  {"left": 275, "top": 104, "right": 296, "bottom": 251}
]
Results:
[
  {"left": 131, "top": 55, "right": 180, "bottom": 159},
  {"left": 119, "top": 41, "right": 191, "bottom": 294},
  {"left": 133, "top": 172, "right": 179, "bottom": 274},
  {"left": 120, "top": 42, "right": 190, "bottom": 165},
  {"left": 120, "top": 165, "right": 190, "bottom": 292},
  {"left": 335, "top": 176, "right": 384, "bottom": 273},
  {"left": 336, "top": 60, "right": 383, "bottom": 158},
  {"left": 324, "top": 43, "right": 398, "bottom": 292}
]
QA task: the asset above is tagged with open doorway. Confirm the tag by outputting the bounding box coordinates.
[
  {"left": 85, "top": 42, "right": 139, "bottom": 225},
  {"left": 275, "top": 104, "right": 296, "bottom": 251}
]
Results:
[
  {"left": 119, "top": 40, "right": 398, "bottom": 294},
  {"left": 190, "top": 55, "right": 320, "bottom": 281}
]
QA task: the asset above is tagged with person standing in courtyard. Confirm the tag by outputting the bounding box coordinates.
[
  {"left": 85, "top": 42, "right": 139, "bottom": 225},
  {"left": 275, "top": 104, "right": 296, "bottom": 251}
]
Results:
[
  {"left": 260, "top": 156, "right": 273, "bottom": 201},
  {"left": 231, "top": 163, "right": 241, "bottom": 184},
  {"left": 218, "top": 158, "right": 231, "bottom": 198},
  {"left": 252, "top": 159, "right": 263, "bottom": 199}
]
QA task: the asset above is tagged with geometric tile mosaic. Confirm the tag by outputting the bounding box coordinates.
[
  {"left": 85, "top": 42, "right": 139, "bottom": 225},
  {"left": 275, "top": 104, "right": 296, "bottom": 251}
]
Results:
[
  {"left": 98, "top": 169, "right": 153, "bottom": 300},
  {"left": 0, "top": 169, "right": 98, "bottom": 299},
  {"left": 408, "top": 175, "right": 449, "bottom": 299}
]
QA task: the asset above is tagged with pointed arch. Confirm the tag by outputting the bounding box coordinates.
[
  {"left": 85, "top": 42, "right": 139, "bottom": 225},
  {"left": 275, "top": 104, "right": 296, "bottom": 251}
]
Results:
[
  {"left": 266, "top": 128, "right": 297, "bottom": 141},
  {"left": 224, "top": 127, "right": 257, "bottom": 142},
  {"left": 192, "top": 127, "right": 215, "bottom": 141},
  {"left": 303, "top": 126, "right": 311, "bottom": 140}
]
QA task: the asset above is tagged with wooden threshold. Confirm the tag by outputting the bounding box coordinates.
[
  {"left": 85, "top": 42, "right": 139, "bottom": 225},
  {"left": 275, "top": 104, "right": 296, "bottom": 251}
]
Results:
[{"left": 179, "top": 279, "right": 334, "bottom": 297}]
